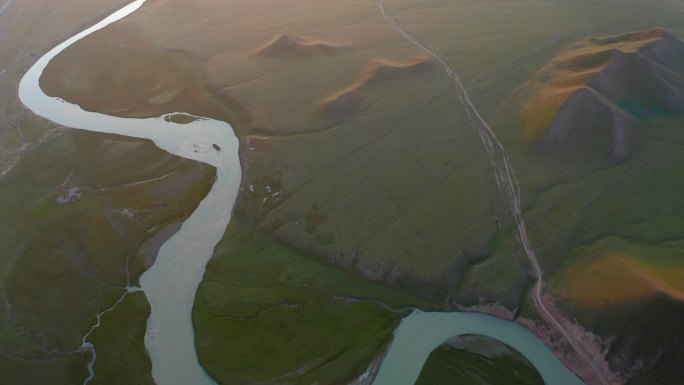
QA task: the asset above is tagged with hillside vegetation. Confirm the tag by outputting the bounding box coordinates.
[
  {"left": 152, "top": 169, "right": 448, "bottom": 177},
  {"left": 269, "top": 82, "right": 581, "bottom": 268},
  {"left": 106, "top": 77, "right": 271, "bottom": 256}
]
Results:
[
  {"left": 522, "top": 28, "right": 684, "bottom": 161},
  {"left": 29, "top": 0, "right": 684, "bottom": 383},
  {"left": 415, "top": 335, "right": 544, "bottom": 385},
  {"left": 0, "top": 131, "right": 214, "bottom": 384}
]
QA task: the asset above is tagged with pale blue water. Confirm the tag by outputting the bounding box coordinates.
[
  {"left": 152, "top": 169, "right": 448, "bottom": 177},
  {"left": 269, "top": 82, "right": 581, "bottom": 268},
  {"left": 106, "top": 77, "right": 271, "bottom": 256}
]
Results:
[
  {"left": 19, "top": 1, "right": 240, "bottom": 384},
  {"left": 373, "top": 311, "right": 586, "bottom": 385}
]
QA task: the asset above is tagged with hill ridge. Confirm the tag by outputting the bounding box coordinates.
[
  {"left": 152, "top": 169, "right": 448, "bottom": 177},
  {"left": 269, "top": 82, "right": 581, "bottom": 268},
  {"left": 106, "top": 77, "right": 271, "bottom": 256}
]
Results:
[
  {"left": 321, "top": 56, "right": 434, "bottom": 118},
  {"left": 255, "top": 34, "right": 348, "bottom": 57},
  {"left": 523, "top": 27, "right": 684, "bottom": 161}
]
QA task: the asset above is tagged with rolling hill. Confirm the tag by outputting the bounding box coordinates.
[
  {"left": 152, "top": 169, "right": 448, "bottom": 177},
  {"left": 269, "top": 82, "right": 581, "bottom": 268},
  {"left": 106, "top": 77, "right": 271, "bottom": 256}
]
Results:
[{"left": 523, "top": 28, "right": 684, "bottom": 161}]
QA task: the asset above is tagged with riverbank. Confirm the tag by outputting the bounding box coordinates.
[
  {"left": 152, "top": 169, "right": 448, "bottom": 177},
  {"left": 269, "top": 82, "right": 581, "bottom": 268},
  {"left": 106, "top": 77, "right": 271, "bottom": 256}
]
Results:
[{"left": 17, "top": 2, "right": 242, "bottom": 383}]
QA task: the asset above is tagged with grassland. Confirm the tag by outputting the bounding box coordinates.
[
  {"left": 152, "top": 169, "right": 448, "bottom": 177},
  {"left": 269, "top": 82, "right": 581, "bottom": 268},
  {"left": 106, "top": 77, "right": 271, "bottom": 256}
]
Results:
[
  {"left": 0, "top": 0, "right": 131, "bottom": 177},
  {"left": 377, "top": 2, "right": 684, "bottom": 380},
  {"left": 20, "top": 0, "right": 684, "bottom": 383},
  {"left": 39, "top": 0, "right": 503, "bottom": 303},
  {"left": 0, "top": 130, "right": 214, "bottom": 384},
  {"left": 193, "top": 217, "right": 434, "bottom": 384},
  {"left": 415, "top": 335, "right": 544, "bottom": 385},
  {"left": 554, "top": 238, "right": 684, "bottom": 305},
  {"left": 527, "top": 122, "right": 684, "bottom": 380},
  {"left": 87, "top": 292, "right": 154, "bottom": 385}
]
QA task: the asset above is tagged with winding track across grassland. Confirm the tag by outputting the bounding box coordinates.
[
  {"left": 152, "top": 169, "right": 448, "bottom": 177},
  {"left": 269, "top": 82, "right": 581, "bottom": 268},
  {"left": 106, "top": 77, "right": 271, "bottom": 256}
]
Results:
[{"left": 377, "top": 1, "right": 610, "bottom": 384}]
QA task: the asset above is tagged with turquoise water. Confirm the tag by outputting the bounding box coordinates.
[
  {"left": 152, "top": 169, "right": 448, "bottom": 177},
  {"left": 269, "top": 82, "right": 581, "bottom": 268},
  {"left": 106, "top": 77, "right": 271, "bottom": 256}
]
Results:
[{"left": 373, "top": 311, "right": 586, "bottom": 385}]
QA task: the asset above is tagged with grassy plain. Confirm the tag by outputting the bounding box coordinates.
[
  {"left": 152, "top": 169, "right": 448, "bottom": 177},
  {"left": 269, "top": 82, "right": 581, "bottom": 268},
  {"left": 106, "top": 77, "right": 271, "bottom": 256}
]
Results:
[
  {"left": 87, "top": 292, "right": 154, "bottom": 385},
  {"left": 0, "top": 130, "right": 214, "bottom": 384},
  {"left": 383, "top": 4, "right": 684, "bottom": 370},
  {"left": 194, "top": 217, "right": 434, "bottom": 384},
  {"left": 27, "top": 0, "right": 684, "bottom": 383},
  {"left": 40, "top": 0, "right": 502, "bottom": 301},
  {"left": 0, "top": 0, "right": 131, "bottom": 176},
  {"left": 415, "top": 335, "right": 544, "bottom": 385}
]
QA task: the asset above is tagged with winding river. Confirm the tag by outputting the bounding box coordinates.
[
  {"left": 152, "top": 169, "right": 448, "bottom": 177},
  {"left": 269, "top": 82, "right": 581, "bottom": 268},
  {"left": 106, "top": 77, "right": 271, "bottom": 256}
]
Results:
[
  {"left": 373, "top": 311, "right": 585, "bottom": 385},
  {"left": 18, "top": 1, "right": 584, "bottom": 385},
  {"left": 19, "top": 1, "right": 239, "bottom": 384}
]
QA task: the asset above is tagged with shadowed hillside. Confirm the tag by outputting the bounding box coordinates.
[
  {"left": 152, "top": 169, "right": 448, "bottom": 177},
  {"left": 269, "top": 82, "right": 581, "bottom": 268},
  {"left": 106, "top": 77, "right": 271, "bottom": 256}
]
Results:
[
  {"left": 321, "top": 56, "right": 434, "bottom": 118},
  {"left": 255, "top": 34, "right": 349, "bottom": 57},
  {"left": 523, "top": 28, "right": 684, "bottom": 161}
]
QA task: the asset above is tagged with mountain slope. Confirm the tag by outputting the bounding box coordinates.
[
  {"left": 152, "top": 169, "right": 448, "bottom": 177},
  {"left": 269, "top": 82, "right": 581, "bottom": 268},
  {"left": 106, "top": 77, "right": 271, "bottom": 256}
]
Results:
[{"left": 523, "top": 28, "right": 684, "bottom": 161}]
